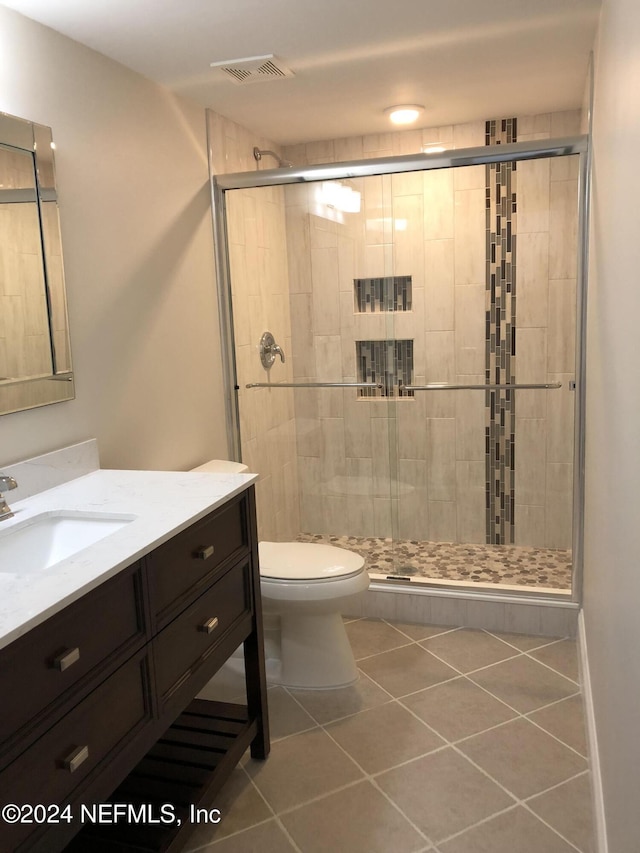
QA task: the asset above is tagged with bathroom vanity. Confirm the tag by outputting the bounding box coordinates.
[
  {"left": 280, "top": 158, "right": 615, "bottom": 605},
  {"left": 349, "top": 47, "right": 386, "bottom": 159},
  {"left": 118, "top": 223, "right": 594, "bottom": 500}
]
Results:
[{"left": 0, "top": 471, "right": 269, "bottom": 852}]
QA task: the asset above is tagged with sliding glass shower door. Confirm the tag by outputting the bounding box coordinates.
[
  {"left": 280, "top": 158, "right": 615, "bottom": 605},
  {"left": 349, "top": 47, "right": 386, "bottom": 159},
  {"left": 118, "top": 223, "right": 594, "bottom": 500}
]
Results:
[{"left": 219, "top": 142, "right": 583, "bottom": 596}]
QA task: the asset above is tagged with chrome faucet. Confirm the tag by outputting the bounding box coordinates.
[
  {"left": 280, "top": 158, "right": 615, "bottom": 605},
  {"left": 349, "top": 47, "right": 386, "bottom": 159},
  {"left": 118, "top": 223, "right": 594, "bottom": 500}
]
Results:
[{"left": 0, "top": 475, "right": 18, "bottom": 520}]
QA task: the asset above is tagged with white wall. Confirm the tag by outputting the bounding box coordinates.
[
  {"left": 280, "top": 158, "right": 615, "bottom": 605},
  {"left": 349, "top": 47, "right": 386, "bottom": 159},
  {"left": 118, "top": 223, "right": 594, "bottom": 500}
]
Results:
[
  {"left": 584, "top": 0, "right": 640, "bottom": 849},
  {"left": 0, "top": 5, "right": 227, "bottom": 470}
]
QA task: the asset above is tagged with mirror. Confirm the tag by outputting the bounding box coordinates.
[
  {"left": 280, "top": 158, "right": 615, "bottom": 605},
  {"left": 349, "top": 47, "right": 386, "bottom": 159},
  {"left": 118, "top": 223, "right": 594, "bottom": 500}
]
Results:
[{"left": 0, "top": 111, "right": 74, "bottom": 416}]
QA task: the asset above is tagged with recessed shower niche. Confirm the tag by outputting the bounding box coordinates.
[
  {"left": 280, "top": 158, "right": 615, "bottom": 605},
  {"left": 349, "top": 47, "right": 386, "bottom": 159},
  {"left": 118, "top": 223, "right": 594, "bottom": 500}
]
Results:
[
  {"left": 354, "top": 276, "right": 412, "bottom": 313},
  {"left": 356, "top": 340, "right": 414, "bottom": 398}
]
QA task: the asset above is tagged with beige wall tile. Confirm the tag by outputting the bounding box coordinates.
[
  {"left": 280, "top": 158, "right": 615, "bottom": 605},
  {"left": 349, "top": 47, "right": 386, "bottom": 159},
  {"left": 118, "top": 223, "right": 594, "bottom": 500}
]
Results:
[
  {"left": 514, "top": 504, "right": 546, "bottom": 548},
  {"left": 455, "top": 380, "right": 486, "bottom": 461},
  {"left": 324, "top": 495, "right": 350, "bottom": 535},
  {"left": 455, "top": 284, "right": 485, "bottom": 374},
  {"left": 320, "top": 417, "right": 346, "bottom": 481},
  {"left": 425, "top": 330, "right": 456, "bottom": 382},
  {"left": 306, "top": 139, "right": 335, "bottom": 164},
  {"left": 337, "top": 233, "right": 358, "bottom": 292},
  {"left": 425, "top": 240, "right": 455, "bottom": 331},
  {"left": 310, "top": 214, "right": 338, "bottom": 249},
  {"left": 348, "top": 495, "right": 376, "bottom": 537},
  {"left": 456, "top": 460, "right": 486, "bottom": 543},
  {"left": 344, "top": 394, "right": 373, "bottom": 459},
  {"left": 391, "top": 129, "right": 423, "bottom": 156},
  {"left": 517, "top": 158, "right": 550, "bottom": 233},
  {"left": 315, "top": 337, "right": 344, "bottom": 418},
  {"left": 424, "top": 331, "right": 456, "bottom": 418},
  {"left": 334, "top": 136, "right": 364, "bottom": 162},
  {"left": 424, "top": 169, "right": 454, "bottom": 239},
  {"left": 311, "top": 247, "right": 341, "bottom": 335},
  {"left": 427, "top": 418, "right": 456, "bottom": 501},
  {"left": 290, "top": 293, "right": 315, "bottom": 378},
  {"left": 548, "top": 279, "right": 577, "bottom": 373},
  {"left": 422, "top": 125, "right": 454, "bottom": 150},
  {"left": 299, "top": 456, "right": 323, "bottom": 532},
  {"left": 393, "top": 194, "right": 424, "bottom": 285},
  {"left": 454, "top": 188, "right": 485, "bottom": 284},
  {"left": 550, "top": 110, "right": 582, "bottom": 137},
  {"left": 550, "top": 153, "right": 580, "bottom": 182},
  {"left": 397, "top": 400, "right": 428, "bottom": 460},
  {"left": 515, "top": 327, "right": 548, "bottom": 419},
  {"left": 428, "top": 501, "right": 457, "bottom": 541},
  {"left": 546, "top": 375, "right": 575, "bottom": 464},
  {"left": 549, "top": 180, "right": 578, "bottom": 279},
  {"left": 546, "top": 462, "right": 573, "bottom": 549},
  {"left": 397, "top": 458, "right": 429, "bottom": 540},
  {"left": 517, "top": 232, "right": 550, "bottom": 328},
  {"left": 392, "top": 172, "right": 423, "bottom": 197},
  {"left": 515, "top": 418, "right": 547, "bottom": 506},
  {"left": 364, "top": 243, "right": 394, "bottom": 278},
  {"left": 371, "top": 415, "right": 392, "bottom": 495},
  {"left": 454, "top": 163, "right": 485, "bottom": 192},
  {"left": 364, "top": 175, "right": 393, "bottom": 246},
  {"left": 453, "top": 120, "right": 486, "bottom": 149},
  {"left": 255, "top": 475, "right": 275, "bottom": 540},
  {"left": 373, "top": 497, "right": 394, "bottom": 538}
]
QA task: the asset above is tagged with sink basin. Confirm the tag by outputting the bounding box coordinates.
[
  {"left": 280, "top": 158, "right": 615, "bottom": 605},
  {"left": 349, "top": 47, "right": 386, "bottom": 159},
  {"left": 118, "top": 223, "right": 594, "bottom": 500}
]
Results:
[{"left": 0, "top": 512, "right": 135, "bottom": 575}]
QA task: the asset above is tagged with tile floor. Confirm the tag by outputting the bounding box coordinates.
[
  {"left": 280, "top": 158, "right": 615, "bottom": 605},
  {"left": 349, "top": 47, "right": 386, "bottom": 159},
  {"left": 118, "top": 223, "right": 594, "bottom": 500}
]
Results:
[
  {"left": 296, "top": 534, "right": 573, "bottom": 590},
  {"left": 188, "top": 619, "right": 595, "bottom": 853}
]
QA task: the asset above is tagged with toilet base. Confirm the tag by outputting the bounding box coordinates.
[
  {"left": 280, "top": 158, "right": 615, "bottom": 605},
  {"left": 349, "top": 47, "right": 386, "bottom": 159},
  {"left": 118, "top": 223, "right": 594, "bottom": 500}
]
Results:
[
  {"left": 231, "top": 611, "right": 359, "bottom": 689},
  {"left": 277, "top": 610, "right": 359, "bottom": 689}
]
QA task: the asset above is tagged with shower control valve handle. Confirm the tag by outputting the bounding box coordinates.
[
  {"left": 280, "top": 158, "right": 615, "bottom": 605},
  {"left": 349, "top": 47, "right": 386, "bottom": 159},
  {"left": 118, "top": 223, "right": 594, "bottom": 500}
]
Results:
[{"left": 259, "top": 331, "right": 286, "bottom": 369}]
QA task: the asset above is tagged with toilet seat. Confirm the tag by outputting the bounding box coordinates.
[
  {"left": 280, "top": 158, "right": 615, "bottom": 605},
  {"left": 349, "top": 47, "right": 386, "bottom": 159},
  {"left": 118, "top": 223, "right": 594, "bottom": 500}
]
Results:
[{"left": 259, "top": 541, "right": 365, "bottom": 581}]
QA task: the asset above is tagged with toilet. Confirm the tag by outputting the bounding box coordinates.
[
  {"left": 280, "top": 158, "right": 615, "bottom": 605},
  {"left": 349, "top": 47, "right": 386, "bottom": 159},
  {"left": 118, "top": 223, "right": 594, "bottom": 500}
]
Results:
[{"left": 191, "top": 460, "right": 369, "bottom": 689}]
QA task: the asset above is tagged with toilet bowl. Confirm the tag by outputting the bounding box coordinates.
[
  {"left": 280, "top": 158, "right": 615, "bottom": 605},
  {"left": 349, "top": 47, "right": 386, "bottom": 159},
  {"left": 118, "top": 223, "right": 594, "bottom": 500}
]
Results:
[{"left": 192, "top": 460, "right": 369, "bottom": 689}]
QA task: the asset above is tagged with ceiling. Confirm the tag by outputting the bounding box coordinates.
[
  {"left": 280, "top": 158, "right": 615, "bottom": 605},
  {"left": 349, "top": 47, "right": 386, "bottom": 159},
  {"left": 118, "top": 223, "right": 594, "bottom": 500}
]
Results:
[{"left": 1, "top": 0, "right": 600, "bottom": 145}]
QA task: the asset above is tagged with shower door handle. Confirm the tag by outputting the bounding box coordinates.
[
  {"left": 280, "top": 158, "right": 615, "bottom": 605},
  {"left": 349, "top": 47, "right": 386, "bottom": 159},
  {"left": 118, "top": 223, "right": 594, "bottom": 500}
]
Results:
[
  {"left": 402, "top": 382, "right": 562, "bottom": 391},
  {"left": 245, "top": 381, "right": 384, "bottom": 389}
]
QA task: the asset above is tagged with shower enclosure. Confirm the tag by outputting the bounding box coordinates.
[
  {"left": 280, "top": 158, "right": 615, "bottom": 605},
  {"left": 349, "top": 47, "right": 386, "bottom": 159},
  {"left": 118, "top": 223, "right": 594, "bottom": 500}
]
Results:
[{"left": 211, "top": 129, "right": 587, "bottom": 602}]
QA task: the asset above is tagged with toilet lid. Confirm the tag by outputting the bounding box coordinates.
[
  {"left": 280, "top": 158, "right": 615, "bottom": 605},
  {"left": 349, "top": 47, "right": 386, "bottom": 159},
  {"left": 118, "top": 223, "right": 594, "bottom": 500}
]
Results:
[{"left": 258, "top": 541, "right": 365, "bottom": 581}]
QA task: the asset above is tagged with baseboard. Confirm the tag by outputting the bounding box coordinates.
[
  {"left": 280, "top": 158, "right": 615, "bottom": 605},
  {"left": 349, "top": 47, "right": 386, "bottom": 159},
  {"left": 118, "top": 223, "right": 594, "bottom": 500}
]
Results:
[{"left": 577, "top": 610, "right": 608, "bottom": 853}]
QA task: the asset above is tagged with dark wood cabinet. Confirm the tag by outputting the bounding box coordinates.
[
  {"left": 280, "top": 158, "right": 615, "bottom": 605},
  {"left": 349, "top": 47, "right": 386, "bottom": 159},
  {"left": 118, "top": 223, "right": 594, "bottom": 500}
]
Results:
[{"left": 0, "top": 485, "right": 269, "bottom": 853}]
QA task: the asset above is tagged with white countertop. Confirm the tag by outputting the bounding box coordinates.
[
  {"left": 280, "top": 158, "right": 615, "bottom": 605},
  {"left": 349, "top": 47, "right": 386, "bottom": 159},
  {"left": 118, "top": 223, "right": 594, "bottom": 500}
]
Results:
[{"left": 0, "top": 469, "right": 258, "bottom": 651}]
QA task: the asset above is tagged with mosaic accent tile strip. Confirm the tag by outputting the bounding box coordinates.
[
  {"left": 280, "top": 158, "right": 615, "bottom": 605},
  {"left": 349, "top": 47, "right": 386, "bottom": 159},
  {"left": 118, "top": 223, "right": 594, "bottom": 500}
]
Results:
[
  {"left": 354, "top": 276, "right": 412, "bottom": 313},
  {"left": 297, "top": 533, "right": 572, "bottom": 590},
  {"left": 356, "top": 339, "right": 414, "bottom": 398},
  {"left": 485, "top": 118, "right": 518, "bottom": 545}
]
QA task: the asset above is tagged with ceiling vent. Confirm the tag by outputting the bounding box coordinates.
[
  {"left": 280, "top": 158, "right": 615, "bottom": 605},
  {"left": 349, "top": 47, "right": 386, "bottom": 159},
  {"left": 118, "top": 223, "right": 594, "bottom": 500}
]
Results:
[{"left": 210, "top": 54, "right": 294, "bottom": 85}]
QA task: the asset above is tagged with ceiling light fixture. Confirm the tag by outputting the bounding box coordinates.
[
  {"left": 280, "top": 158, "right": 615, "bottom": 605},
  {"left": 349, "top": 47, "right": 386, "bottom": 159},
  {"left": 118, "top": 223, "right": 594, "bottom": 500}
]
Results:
[{"left": 385, "top": 104, "right": 425, "bottom": 125}]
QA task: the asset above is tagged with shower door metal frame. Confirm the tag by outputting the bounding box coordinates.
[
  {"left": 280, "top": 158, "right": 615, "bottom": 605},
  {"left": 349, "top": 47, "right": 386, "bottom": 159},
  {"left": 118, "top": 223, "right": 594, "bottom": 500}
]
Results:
[{"left": 210, "top": 134, "right": 590, "bottom": 605}]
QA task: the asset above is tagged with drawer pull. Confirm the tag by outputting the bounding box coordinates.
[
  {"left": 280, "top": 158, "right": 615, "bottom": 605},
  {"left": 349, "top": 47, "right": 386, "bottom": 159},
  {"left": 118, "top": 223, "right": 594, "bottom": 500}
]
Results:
[
  {"left": 198, "top": 616, "right": 219, "bottom": 634},
  {"left": 60, "top": 744, "right": 89, "bottom": 773},
  {"left": 51, "top": 647, "right": 80, "bottom": 671},
  {"left": 195, "top": 545, "right": 215, "bottom": 560}
]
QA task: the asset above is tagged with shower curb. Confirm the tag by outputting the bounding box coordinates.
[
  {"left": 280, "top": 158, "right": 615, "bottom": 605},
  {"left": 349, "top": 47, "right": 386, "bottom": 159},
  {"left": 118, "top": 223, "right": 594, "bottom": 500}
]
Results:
[{"left": 347, "top": 581, "right": 579, "bottom": 638}]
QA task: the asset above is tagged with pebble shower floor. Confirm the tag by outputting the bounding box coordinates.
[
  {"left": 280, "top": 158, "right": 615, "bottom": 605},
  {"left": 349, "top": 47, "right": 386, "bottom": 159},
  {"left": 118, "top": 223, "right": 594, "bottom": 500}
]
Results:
[{"left": 297, "top": 534, "right": 572, "bottom": 590}]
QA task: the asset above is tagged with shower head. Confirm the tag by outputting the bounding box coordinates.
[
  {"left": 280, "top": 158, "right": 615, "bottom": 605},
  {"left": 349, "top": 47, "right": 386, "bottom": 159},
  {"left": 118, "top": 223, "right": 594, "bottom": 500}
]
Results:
[{"left": 253, "top": 147, "right": 293, "bottom": 169}]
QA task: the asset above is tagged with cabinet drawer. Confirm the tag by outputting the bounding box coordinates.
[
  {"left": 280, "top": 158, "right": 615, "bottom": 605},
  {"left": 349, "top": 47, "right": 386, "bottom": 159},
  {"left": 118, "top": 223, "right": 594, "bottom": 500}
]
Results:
[
  {"left": 154, "top": 559, "right": 252, "bottom": 703},
  {"left": 148, "top": 494, "right": 248, "bottom": 625},
  {"left": 0, "top": 650, "right": 152, "bottom": 852},
  {"left": 0, "top": 563, "right": 147, "bottom": 760}
]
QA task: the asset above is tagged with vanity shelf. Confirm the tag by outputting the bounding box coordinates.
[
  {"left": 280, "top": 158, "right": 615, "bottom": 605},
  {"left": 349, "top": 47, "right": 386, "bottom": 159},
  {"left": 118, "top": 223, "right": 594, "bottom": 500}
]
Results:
[{"left": 68, "top": 700, "right": 255, "bottom": 852}]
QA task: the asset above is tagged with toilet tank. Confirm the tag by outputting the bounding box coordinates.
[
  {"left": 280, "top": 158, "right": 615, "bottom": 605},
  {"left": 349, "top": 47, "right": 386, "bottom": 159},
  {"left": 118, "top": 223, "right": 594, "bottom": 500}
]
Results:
[{"left": 191, "top": 459, "right": 249, "bottom": 474}]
